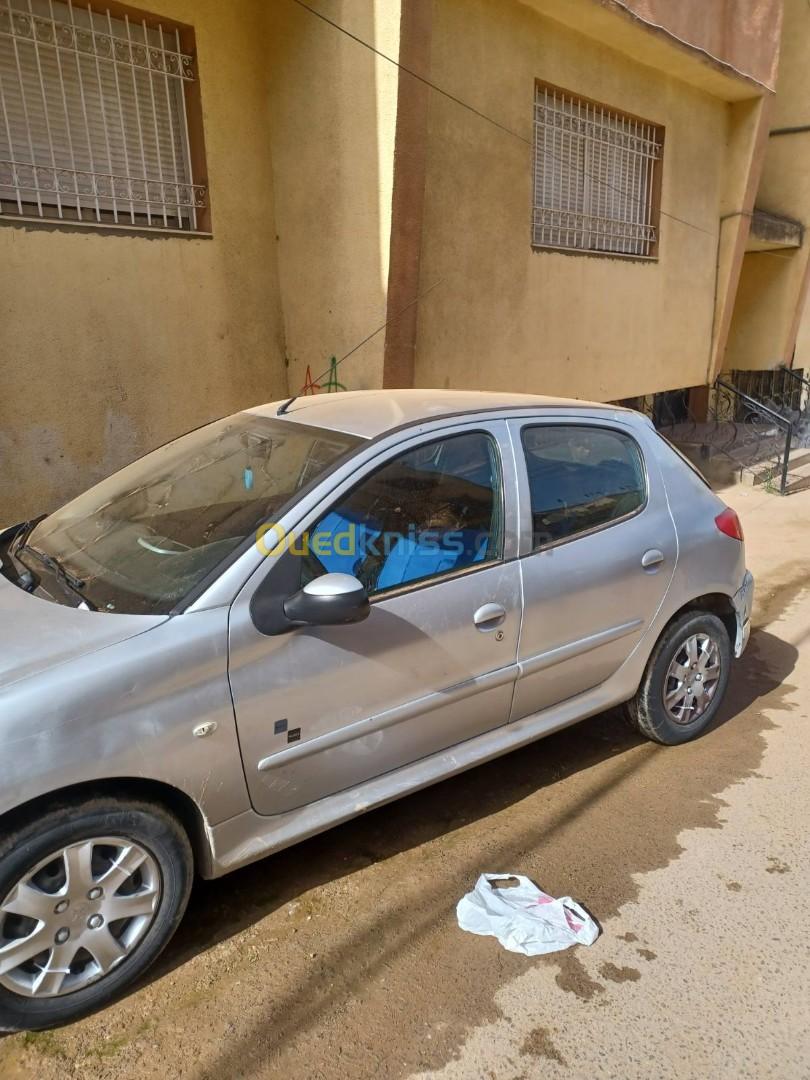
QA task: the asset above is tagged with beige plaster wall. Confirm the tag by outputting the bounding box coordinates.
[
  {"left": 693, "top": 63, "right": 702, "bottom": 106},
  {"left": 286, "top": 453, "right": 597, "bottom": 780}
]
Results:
[
  {"left": 0, "top": 0, "right": 287, "bottom": 521},
  {"left": 413, "top": 0, "right": 729, "bottom": 401}
]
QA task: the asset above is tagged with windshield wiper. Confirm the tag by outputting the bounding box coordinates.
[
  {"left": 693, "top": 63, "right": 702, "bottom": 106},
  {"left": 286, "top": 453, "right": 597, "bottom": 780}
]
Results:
[
  {"left": 9, "top": 514, "right": 46, "bottom": 554},
  {"left": 16, "top": 544, "right": 98, "bottom": 611}
]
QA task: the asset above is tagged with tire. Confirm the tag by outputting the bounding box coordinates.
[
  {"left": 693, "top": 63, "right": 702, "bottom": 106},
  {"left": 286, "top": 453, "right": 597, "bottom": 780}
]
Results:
[
  {"left": 0, "top": 797, "right": 193, "bottom": 1032},
  {"left": 625, "top": 611, "right": 732, "bottom": 746}
]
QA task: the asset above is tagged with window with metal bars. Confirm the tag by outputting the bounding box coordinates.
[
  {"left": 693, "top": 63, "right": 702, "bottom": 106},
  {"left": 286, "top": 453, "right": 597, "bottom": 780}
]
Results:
[
  {"left": 0, "top": 0, "right": 207, "bottom": 232},
  {"left": 532, "top": 83, "right": 663, "bottom": 258}
]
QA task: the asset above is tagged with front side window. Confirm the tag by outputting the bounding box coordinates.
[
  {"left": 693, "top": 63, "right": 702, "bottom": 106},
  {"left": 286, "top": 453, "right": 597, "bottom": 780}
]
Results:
[
  {"left": 0, "top": 0, "right": 207, "bottom": 231},
  {"left": 19, "top": 415, "right": 362, "bottom": 614},
  {"left": 298, "top": 431, "right": 503, "bottom": 598},
  {"left": 532, "top": 83, "right": 663, "bottom": 258},
  {"left": 522, "top": 425, "right": 645, "bottom": 549}
]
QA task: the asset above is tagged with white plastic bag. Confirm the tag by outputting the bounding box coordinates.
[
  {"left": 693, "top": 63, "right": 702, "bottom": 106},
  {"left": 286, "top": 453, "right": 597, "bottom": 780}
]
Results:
[{"left": 456, "top": 873, "right": 599, "bottom": 956}]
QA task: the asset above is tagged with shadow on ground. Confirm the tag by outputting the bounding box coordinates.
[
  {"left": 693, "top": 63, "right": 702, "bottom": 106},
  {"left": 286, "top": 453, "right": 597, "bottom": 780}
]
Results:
[
  {"left": 117, "top": 625, "right": 797, "bottom": 1079},
  {"left": 0, "top": 627, "right": 796, "bottom": 1080}
]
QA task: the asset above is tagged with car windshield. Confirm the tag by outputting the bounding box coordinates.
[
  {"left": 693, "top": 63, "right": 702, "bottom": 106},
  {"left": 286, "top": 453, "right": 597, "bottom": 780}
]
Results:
[{"left": 24, "top": 413, "right": 363, "bottom": 615}]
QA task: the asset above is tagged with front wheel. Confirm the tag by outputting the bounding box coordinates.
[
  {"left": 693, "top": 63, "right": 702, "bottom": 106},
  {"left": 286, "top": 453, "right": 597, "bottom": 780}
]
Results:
[
  {"left": 625, "top": 611, "right": 732, "bottom": 745},
  {"left": 0, "top": 798, "right": 192, "bottom": 1032}
]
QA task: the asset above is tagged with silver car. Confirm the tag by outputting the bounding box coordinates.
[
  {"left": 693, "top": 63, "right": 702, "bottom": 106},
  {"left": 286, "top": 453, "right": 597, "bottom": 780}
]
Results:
[{"left": 0, "top": 390, "right": 753, "bottom": 1030}]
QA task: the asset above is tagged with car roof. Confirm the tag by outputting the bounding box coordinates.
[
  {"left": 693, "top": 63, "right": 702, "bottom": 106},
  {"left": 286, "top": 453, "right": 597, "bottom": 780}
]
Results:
[{"left": 247, "top": 389, "right": 631, "bottom": 440}]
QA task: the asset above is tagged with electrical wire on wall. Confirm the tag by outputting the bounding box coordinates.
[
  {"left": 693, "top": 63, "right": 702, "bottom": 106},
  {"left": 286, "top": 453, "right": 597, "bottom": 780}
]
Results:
[
  {"left": 290, "top": 0, "right": 718, "bottom": 243},
  {"left": 285, "top": 0, "right": 799, "bottom": 398}
]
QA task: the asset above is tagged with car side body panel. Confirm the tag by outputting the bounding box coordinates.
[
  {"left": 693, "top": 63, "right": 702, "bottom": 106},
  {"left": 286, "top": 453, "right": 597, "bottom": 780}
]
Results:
[
  {"left": 0, "top": 608, "right": 249, "bottom": 867},
  {"left": 203, "top": 417, "right": 751, "bottom": 879},
  {"left": 507, "top": 416, "right": 679, "bottom": 718},
  {"left": 0, "top": 571, "right": 168, "bottom": 689},
  {"left": 0, "top": 405, "right": 751, "bottom": 882},
  {"left": 648, "top": 431, "right": 747, "bottom": 596},
  {"left": 227, "top": 419, "right": 524, "bottom": 816},
  {"left": 207, "top": 557, "right": 747, "bottom": 879},
  {"left": 204, "top": 551, "right": 693, "bottom": 878}
]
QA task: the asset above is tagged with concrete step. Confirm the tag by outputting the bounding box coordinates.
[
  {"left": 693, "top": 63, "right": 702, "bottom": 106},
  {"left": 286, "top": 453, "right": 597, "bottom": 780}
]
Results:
[
  {"left": 739, "top": 464, "right": 782, "bottom": 491},
  {"left": 787, "top": 447, "right": 810, "bottom": 471},
  {"left": 717, "top": 448, "right": 810, "bottom": 493},
  {"left": 667, "top": 439, "right": 810, "bottom": 494},
  {"left": 784, "top": 454, "right": 810, "bottom": 495}
]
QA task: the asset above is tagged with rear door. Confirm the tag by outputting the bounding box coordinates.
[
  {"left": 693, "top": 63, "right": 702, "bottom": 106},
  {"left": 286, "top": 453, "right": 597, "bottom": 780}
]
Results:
[
  {"left": 509, "top": 417, "right": 677, "bottom": 719},
  {"left": 228, "top": 420, "right": 523, "bottom": 815}
]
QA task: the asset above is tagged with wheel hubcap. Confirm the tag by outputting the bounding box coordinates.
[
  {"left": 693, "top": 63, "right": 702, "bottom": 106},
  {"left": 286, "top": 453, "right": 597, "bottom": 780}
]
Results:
[
  {"left": 663, "top": 632, "right": 722, "bottom": 725},
  {"left": 0, "top": 837, "right": 161, "bottom": 998}
]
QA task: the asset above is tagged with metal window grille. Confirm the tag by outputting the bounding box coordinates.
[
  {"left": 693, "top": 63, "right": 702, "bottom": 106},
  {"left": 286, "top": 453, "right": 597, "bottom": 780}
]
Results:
[
  {"left": 532, "top": 85, "right": 662, "bottom": 257},
  {"left": 0, "top": 0, "right": 206, "bottom": 230}
]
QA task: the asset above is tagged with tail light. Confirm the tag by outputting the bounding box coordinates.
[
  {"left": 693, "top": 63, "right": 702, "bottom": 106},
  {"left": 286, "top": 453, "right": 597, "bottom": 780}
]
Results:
[{"left": 715, "top": 507, "right": 744, "bottom": 541}]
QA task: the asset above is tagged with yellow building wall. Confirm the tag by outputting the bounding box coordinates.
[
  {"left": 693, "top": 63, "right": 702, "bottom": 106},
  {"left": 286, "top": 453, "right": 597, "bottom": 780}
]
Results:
[
  {"left": 709, "top": 96, "right": 772, "bottom": 379},
  {"left": 726, "top": 250, "right": 803, "bottom": 370},
  {"left": 266, "top": 0, "right": 401, "bottom": 396},
  {"left": 0, "top": 0, "right": 286, "bottom": 522},
  {"left": 794, "top": 298, "right": 810, "bottom": 372},
  {"left": 763, "top": 0, "right": 810, "bottom": 370},
  {"left": 725, "top": 0, "right": 810, "bottom": 372},
  {"left": 412, "top": 0, "right": 730, "bottom": 402}
]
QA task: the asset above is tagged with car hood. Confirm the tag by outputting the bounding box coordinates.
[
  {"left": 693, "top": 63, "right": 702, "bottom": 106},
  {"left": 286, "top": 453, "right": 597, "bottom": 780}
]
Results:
[{"left": 0, "top": 574, "right": 168, "bottom": 689}]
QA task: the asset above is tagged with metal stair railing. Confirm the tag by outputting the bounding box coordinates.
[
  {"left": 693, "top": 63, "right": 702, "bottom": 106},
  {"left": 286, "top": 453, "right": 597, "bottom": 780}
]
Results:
[
  {"left": 779, "top": 365, "right": 810, "bottom": 425},
  {"left": 643, "top": 378, "right": 794, "bottom": 494},
  {"left": 714, "top": 380, "right": 793, "bottom": 494}
]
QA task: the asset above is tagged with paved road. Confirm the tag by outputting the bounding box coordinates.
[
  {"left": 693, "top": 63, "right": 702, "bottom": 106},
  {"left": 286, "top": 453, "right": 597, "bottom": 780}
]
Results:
[{"left": 1, "top": 484, "right": 808, "bottom": 1080}]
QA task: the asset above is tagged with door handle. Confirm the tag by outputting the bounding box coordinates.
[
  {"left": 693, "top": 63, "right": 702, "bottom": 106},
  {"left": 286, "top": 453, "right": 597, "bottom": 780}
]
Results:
[
  {"left": 641, "top": 549, "right": 665, "bottom": 569},
  {"left": 474, "top": 603, "right": 507, "bottom": 630}
]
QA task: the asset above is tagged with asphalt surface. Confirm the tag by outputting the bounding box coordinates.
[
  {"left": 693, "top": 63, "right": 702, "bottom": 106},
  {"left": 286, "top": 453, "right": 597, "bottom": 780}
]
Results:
[{"left": 0, "top": 482, "right": 808, "bottom": 1080}]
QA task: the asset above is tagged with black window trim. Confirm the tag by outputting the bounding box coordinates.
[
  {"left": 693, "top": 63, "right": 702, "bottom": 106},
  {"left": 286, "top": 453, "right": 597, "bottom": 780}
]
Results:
[
  {"left": 295, "top": 426, "right": 508, "bottom": 606},
  {"left": 518, "top": 420, "right": 649, "bottom": 555},
  {"left": 183, "top": 405, "right": 638, "bottom": 613}
]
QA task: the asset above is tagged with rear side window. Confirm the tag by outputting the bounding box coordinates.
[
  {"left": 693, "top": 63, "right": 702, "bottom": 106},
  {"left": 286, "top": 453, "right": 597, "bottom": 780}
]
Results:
[{"left": 521, "top": 425, "right": 646, "bottom": 549}]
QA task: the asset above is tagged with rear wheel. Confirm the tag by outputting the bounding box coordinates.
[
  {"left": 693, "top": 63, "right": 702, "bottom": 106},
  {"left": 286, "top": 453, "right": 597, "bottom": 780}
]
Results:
[
  {"left": 0, "top": 798, "right": 192, "bottom": 1032},
  {"left": 625, "top": 611, "right": 731, "bottom": 745}
]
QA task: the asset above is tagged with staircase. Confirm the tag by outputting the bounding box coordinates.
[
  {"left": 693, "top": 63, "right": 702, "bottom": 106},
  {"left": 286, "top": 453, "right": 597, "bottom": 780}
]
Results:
[{"left": 644, "top": 370, "right": 810, "bottom": 495}]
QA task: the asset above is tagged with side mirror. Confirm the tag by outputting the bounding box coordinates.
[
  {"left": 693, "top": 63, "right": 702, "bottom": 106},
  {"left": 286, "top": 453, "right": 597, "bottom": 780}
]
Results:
[{"left": 283, "top": 573, "right": 370, "bottom": 627}]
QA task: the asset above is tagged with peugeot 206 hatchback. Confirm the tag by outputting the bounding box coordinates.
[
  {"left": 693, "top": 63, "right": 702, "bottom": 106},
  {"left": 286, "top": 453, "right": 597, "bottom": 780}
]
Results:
[{"left": 0, "top": 390, "right": 753, "bottom": 1030}]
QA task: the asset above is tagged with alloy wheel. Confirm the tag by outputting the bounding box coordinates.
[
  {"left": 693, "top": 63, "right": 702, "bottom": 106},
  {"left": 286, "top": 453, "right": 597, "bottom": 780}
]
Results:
[
  {"left": 0, "top": 837, "right": 161, "bottom": 998},
  {"left": 663, "top": 632, "right": 722, "bottom": 725}
]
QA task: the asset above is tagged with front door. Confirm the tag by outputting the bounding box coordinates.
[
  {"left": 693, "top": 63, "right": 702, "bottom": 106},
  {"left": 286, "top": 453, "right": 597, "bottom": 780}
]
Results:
[
  {"left": 509, "top": 418, "right": 677, "bottom": 719},
  {"left": 228, "top": 423, "right": 522, "bottom": 816}
]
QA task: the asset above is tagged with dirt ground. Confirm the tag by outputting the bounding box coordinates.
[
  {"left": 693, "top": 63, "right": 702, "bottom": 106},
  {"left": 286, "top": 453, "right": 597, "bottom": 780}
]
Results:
[{"left": 1, "top": 482, "right": 808, "bottom": 1080}]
